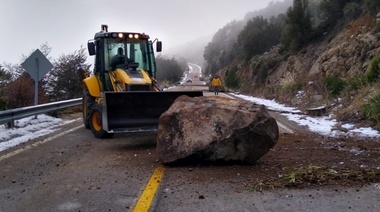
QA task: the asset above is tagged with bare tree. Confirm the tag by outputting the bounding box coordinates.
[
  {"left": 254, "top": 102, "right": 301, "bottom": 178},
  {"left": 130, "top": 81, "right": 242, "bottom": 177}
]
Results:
[{"left": 2, "top": 72, "right": 48, "bottom": 109}]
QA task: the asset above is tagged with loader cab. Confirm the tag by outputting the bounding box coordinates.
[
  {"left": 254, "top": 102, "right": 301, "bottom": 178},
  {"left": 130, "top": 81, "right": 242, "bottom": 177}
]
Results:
[{"left": 87, "top": 31, "right": 162, "bottom": 91}]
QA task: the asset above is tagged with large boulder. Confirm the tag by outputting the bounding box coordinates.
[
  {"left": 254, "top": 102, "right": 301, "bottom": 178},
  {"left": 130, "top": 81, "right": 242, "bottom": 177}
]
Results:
[{"left": 156, "top": 95, "right": 279, "bottom": 164}]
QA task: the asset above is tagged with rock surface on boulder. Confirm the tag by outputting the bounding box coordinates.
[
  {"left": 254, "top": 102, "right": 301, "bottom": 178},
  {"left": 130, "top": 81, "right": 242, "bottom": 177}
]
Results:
[{"left": 156, "top": 95, "right": 279, "bottom": 164}]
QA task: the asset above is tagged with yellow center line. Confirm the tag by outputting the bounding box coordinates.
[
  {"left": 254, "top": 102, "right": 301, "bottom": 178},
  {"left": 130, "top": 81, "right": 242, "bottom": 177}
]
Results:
[{"left": 133, "top": 164, "right": 165, "bottom": 212}]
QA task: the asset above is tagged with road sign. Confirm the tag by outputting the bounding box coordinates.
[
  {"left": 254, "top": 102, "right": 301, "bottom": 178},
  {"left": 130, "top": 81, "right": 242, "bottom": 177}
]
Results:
[
  {"left": 21, "top": 49, "right": 53, "bottom": 82},
  {"left": 21, "top": 49, "right": 53, "bottom": 107}
]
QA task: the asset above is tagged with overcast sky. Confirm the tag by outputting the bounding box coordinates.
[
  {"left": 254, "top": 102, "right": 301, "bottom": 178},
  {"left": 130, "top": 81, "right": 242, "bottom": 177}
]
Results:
[{"left": 0, "top": 0, "right": 274, "bottom": 65}]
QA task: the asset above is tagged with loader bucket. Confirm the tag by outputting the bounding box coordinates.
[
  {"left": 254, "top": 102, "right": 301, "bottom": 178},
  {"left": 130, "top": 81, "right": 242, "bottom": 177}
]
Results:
[{"left": 103, "top": 91, "right": 203, "bottom": 133}]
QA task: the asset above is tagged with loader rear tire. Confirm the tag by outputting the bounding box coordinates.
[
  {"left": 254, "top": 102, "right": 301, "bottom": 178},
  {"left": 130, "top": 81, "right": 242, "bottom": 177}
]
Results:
[
  {"left": 89, "top": 105, "right": 114, "bottom": 138},
  {"left": 83, "top": 88, "right": 95, "bottom": 129}
]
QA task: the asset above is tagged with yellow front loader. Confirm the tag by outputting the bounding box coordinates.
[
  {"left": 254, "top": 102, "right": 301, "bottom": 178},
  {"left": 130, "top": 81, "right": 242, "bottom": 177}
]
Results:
[{"left": 78, "top": 25, "right": 202, "bottom": 138}]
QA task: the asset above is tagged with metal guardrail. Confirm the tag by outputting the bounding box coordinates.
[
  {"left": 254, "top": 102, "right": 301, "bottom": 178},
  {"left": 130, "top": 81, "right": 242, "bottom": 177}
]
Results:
[{"left": 0, "top": 98, "right": 82, "bottom": 125}]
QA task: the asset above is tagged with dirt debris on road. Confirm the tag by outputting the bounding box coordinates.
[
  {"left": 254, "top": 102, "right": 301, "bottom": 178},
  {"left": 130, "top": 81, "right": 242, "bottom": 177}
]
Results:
[{"left": 243, "top": 132, "right": 380, "bottom": 191}]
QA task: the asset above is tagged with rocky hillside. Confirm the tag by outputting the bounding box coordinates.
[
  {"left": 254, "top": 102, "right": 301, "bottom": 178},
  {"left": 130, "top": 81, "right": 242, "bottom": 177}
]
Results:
[{"left": 227, "top": 13, "right": 380, "bottom": 128}]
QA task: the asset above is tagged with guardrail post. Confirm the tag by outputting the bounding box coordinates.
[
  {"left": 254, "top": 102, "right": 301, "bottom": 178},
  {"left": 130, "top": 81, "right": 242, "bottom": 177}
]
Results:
[{"left": 6, "top": 121, "right": 15, "bottom": 128}]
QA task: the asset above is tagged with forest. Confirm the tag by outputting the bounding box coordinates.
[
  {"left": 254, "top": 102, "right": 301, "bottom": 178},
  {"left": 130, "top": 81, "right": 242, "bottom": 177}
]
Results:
[
  {"left": 202, "top": 0, "right": 380, "bottom": 127},
  {"left": 204, "top": 0, "right": 380, "bottom": 80}
]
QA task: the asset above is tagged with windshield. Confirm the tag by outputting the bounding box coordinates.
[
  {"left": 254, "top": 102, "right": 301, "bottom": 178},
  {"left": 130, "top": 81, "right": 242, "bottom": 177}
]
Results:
[{"left": 103, "top": 38, "right": 151, "bottom": 72}]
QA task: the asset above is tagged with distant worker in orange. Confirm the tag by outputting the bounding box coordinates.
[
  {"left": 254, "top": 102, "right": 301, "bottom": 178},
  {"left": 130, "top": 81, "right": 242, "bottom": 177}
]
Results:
[{"left": 211, "top": 75, "right": 222, "bottom": 95}]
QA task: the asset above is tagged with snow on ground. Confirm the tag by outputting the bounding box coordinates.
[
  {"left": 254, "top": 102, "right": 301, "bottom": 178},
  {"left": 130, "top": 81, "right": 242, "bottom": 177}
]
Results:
[
  {"left": 1, "top": 94, "right": 379, "bottom": 153},
  {"left": 0, "top": 114, "right": 75, "bottom": 152},
  {"left": 232, "top": 93, "right": 380, "bottom": 138}
]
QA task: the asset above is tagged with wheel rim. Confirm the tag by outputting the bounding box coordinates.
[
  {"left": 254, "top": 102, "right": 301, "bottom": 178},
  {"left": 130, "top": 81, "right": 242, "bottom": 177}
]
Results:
[{"left": 91, "top": 111, "right": 102, "bottom": 131}]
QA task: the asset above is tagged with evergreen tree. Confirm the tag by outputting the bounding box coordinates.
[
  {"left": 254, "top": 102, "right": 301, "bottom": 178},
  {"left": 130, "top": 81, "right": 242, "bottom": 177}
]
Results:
[
  {"left": 155, "top": 55, "right": 184, "bottom": 83},
  {"left": 364, "top": 0, "right": 380, "bottom": 13},
  {"left": 225, "top": 66, "right": 240, "bottom": 89},
  {"left": 44, "top": 47, "right": 90, "bottom": 100},
  {"left": 281, "top": 0, "right": 313, "bottom": 52},
  {"left": 238, "top": 15, "right": 285, "bottom": 60},
  {"left": 203, "top": 21, "right": 246, "bottom": 75}
]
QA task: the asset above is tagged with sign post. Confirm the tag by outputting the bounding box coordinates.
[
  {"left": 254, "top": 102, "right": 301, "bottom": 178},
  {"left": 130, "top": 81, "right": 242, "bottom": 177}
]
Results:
[{"left": 21, "top": 49, "right": 53, "bottom": 106}]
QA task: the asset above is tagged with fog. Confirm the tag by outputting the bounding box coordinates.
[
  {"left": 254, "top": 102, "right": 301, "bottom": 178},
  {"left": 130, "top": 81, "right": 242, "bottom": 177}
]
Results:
[{"left": 0, "top": 0, "right": 275, "bottom": 65}]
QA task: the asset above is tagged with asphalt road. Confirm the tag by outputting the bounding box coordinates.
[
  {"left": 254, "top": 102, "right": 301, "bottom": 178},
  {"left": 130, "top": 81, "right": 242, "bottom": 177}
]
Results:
[
  {"left": 1, "top": 86, "right": 379, "bottom": 211},
  {"left": 0, "top": 120, "right": 161, "bottom": 211}
]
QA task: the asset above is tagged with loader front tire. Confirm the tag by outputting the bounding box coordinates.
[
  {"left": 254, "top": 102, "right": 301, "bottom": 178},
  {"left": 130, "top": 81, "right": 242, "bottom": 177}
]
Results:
[
  {"left": 89, "top": 105, "right": 114, "bottom": 138},
  {"left": 83, "top": 88, "right": 95, "bottom": 129}
]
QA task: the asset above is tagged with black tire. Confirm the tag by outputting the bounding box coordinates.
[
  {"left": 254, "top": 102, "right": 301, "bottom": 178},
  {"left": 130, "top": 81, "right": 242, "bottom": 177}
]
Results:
[
  {"left": 89, "top": 104, "right": 114, "bottom": 138},
  {"left": 83, "top": 88, "right": 95, "bottom": 129}
]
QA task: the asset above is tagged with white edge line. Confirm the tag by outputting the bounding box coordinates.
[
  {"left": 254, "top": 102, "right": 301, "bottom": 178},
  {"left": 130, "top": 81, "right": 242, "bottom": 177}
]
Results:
[{"left": 0, "top": 125, "right": 83, "bottom": 161}]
